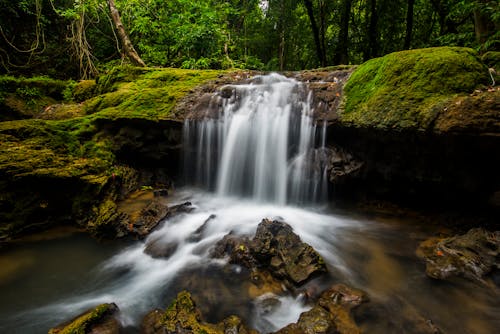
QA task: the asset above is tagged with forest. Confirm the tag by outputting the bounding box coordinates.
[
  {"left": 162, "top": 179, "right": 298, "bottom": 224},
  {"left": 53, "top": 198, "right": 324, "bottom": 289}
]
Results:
[{"left": 0, "top": 0, "right": 498, "bottom": 79}]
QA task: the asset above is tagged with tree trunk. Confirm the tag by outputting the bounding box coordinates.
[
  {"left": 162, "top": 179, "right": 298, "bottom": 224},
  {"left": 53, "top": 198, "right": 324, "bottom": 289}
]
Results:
[
  {"left": 304, "top": 0, "right": 326, "bottom": 67},
  {"left": 404, "top": 0, "right": 414, "bottom": 49},
  {"left": 364, "top": 0, "right": 378, "bottom": 61},
  {"left": 334, "top": 0, "right": 352, "bottom": 64},
  {"left": 107, "top": 0, "right": 146, "bottom": 67},
  {"left": 430, "top": 0, "right": 457, "bottom": 35},
  {"left": 473, "top": 1, "right": 495, "bottom": 45}
]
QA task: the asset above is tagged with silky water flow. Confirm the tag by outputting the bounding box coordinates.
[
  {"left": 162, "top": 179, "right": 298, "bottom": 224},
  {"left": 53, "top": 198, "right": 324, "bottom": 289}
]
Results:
[{"left": 1, "top": 74, "right": 498, "bottom": 334}]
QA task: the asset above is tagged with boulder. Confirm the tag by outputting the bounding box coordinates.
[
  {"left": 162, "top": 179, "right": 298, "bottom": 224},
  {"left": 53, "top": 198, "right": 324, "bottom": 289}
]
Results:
[
  {"left": 212, "top": 219, "right": 326, "bottom": 287},
  {"left": 49, "top": 303, "right": 120, "bottom": 334},
  {"left": 251, "top": 219, "right": 327, "bottom": 285},
  {"left": 141, "top": 291, "right": 256, "bottom": 334},
  {"left": 417, "top": 228, "right": 500, "bottom": 284}
]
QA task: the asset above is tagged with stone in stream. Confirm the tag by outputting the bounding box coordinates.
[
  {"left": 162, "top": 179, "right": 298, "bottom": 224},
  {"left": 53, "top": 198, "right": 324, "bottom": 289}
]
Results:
[
  {"left": 274, "top": 284, "right": 368, "bottom": 334},
  {"left": 417, "top": 228, "right": 500, "bottom": 285},
  {"left": 49, "top": 303, "right": 120, "bottom": 334},
  {"left": 141, "top": 290, "right": 257, "bottom": 334},
  {"left": 212, "top": 219, "right": 327, "bottom": 288}
]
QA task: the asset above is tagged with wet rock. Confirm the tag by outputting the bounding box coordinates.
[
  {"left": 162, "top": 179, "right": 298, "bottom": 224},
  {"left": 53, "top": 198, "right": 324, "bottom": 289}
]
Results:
[
  {"left": 327, "top": 147, "right": 364, "bottom": 185},
  {"left": 144, "top": 238, "right": 178, "bottom": 259},
  {"left": 275, "top": 284, "right": 367, "bottom": 334},
  {"left": 417, "top": 228, "right": 500, "bottom": 284},
  {"left": 274, "top": 306, "right": 335, "bottom": 334},
  {"left": 251, "top": 219, "right": 327, "bottom": 285},
  {"left": 133, "top": 200, "right": 169, "bottom": 236},
  {"left": 141, "top": 291, "right": 256, "bottom": 334},
  {"left": 187, "top": 214, "right": 216, "bottom": 242},
  {"left": 212, "top": 219, "right": 326, "bottom": 287},
  {"left": 49, "top": 303, "right": 120, "bottom": 334},
  {"left": 212, "top": 233, "right": 255, "bottom": 268}
]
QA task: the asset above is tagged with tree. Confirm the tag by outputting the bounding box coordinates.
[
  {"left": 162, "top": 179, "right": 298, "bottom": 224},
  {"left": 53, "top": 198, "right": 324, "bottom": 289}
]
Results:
[
  {"left": 334, "top": 0, "right": 352, "bottom": 64},
  {"left": 404, "top": 0, "right": 414, "bottom": 49},
  {"left": 107, "top": 0, "right": 145, "bottom": 67},
  {"left": 303, "top": 0, "right": 326, "bottom": 67}
]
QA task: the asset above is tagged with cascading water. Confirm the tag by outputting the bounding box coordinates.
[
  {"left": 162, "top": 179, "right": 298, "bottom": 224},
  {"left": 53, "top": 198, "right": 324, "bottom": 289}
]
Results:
[
  {"left": 3, "top": 73, "right": 498, "bottom": 334},
  {"left": 183, "top": 73, "right": 329, "bottom": 204}
]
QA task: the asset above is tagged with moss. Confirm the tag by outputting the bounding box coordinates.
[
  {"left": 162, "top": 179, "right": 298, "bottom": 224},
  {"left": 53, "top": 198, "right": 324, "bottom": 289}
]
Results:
[
  {"left": 342, "top": 47, "right": 489, "bottom": 130},
  {"left": 72, "top": 80, "right": 97, "bottom": 102},
  {"left": 48, "top": 303, "right": 114, "bottom": 334},
  {"left": 84, "top": 66, "right": 229, "bottom": 121},
  {"left": 482, "top": 51, "right": 500, "bottom": 70},
  {"left": 162, "top": 291, "right": 223, "bottom": 334},
  {"left": 0, "top": 75, "right": 72, "bottom": 120}
]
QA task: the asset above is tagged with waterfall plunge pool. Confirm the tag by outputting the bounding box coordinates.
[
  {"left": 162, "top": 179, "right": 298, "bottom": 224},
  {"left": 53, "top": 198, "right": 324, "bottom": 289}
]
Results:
[{"left": 0, "top": 190, "right": 498, "bottom": 334}]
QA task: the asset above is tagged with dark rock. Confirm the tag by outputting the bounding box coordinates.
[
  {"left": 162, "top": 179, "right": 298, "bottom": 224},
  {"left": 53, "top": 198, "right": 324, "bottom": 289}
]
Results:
[
  {"left": 417, "top": 228, "right": 500, "bottom": 284},
  {"left": 49, "top": 303, "right": 120, "bottom": 334},
  {"left": 140, "top": 291, "right": 257, "bottom": 334},
  {"left": 251, "top": 219, "right": 327, "bottom": 285},
  {"left": 168, "top": 201, "right": 195, "bottom": 216},
  {"left": 134, "top": 200, "right": 169, "bottom": 237},
  {"left": 211, "top": 233, "right": 255, "bottom": 268},
  {"left": 212, "top": 219, "right": 326, "bottom": 287},
  {"left": 327, "top": 147, "right": 364, "bottom": 185},
  {"left": 188, "top": 214, "right": 216, "bottom": 242},
  {"left": 144, "top": 238, "right": 178, "bottom": 259}
]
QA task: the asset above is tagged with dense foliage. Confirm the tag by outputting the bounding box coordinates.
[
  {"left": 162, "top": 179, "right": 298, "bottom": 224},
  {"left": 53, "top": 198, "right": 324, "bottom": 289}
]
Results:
[{"left": 0, "top": 0, "right": 498, "bottom": 78}]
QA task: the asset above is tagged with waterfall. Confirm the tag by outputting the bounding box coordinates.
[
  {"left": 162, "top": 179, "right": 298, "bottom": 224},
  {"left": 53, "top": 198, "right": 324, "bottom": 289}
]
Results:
[{"left": 184, "top": 73, "right": 328, "bottom": 204}]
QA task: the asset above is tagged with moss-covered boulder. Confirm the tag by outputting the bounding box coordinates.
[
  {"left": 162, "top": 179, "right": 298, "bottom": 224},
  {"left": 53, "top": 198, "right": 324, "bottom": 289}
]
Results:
[
  {"left": 341, "top": 47, "right": 490, "bottom": 130},
  {"left": 0, "top": 76, "right": 70, "bottom": 121},
  {"left": 142, "top": 291, "right": 256, "bottom": 334},
  {"left": 48, "top": 303, "right": 120, "bottom": 334}
]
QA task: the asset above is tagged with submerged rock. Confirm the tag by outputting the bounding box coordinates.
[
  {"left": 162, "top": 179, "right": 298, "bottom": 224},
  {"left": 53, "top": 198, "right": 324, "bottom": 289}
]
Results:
[
  {"left": 49, "top": 303, "right": 120, "bottom": 334},
  {"left": 212, "top": 219, "right": 327, "bottom": 288},
  {"left": 417, "top": 228, "right": 500, "bottom": 284},
  {"left": 141, "top": 290, "right": 256, "bottom": 334}
]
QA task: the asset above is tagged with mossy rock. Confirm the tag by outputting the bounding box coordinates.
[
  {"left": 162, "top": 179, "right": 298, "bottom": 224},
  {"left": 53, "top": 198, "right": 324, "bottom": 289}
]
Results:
[
  {"left": 72, "top": 80, "right": 97, "bottom": 102},
  {"left": 49, "top": 303, "right": 120, "bottom": 334},
  {"left": 85, "top": 66, "right": 229, "bottom": 121},
  {"left": 342, "top": 47, "right": 490, "bottom": 130},
  {"left": 142, "top": 291, "right": 256, "bottom": 334},
  {"left": 0, "top": 75, "right": 71, "bottom": 121}
]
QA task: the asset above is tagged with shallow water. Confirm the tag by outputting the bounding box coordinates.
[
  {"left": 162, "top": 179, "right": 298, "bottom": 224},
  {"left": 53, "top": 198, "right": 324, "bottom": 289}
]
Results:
[{"left": 0, "top": 190, "right": 498, "bottom": 334}]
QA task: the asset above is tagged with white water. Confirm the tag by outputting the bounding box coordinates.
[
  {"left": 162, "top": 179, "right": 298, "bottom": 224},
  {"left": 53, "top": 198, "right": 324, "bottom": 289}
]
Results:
[
  {"left": 183, "top": 73, "right": 329, "bottom": 204},
  {"left": 18, "top": 192, "right": 358, "bottom": 332}
]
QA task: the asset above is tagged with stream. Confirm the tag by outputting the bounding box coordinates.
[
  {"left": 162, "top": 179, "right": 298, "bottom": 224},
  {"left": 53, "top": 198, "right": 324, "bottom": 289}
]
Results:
[
  {"left": 0, "top": 74, "right": 498, "bottom": 333},
  {"left": 0, "top": 193, "right": 498, "bottom": 333}
]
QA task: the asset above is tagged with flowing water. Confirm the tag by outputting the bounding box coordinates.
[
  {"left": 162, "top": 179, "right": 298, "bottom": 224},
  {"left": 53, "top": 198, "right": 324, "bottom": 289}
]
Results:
[{"left": 0, "top": 74, "right": 498, "bottom": 333}]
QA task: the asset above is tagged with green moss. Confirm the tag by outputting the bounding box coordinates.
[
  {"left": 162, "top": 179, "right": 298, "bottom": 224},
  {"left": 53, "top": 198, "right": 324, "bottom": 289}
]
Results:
[
  {"left": 72, "top": 80, "right": 97, "bottom": 102},
  {"left": 482, "top": 51, "right": 500, "bottom": 70},
  {"left": 84, "top": 66, "right": 228, "bottom": 121},
  {"left": 342, "top": 47, "right": 489, "bottom": 130},
  {"left": 48, "top": 303, "right": 113, "bottom": 334},
  {"left": 0, "top": 75, "right": 74, "bottom": 120},
  {"left": 162, "top": 291, "right": 223, "bottom": 334}
]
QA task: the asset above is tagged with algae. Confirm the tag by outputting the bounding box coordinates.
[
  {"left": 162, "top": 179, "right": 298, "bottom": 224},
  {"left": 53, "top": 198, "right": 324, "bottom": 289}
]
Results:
[{"left": 342, "top": 47, "right": 490, "bottom": 130}]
